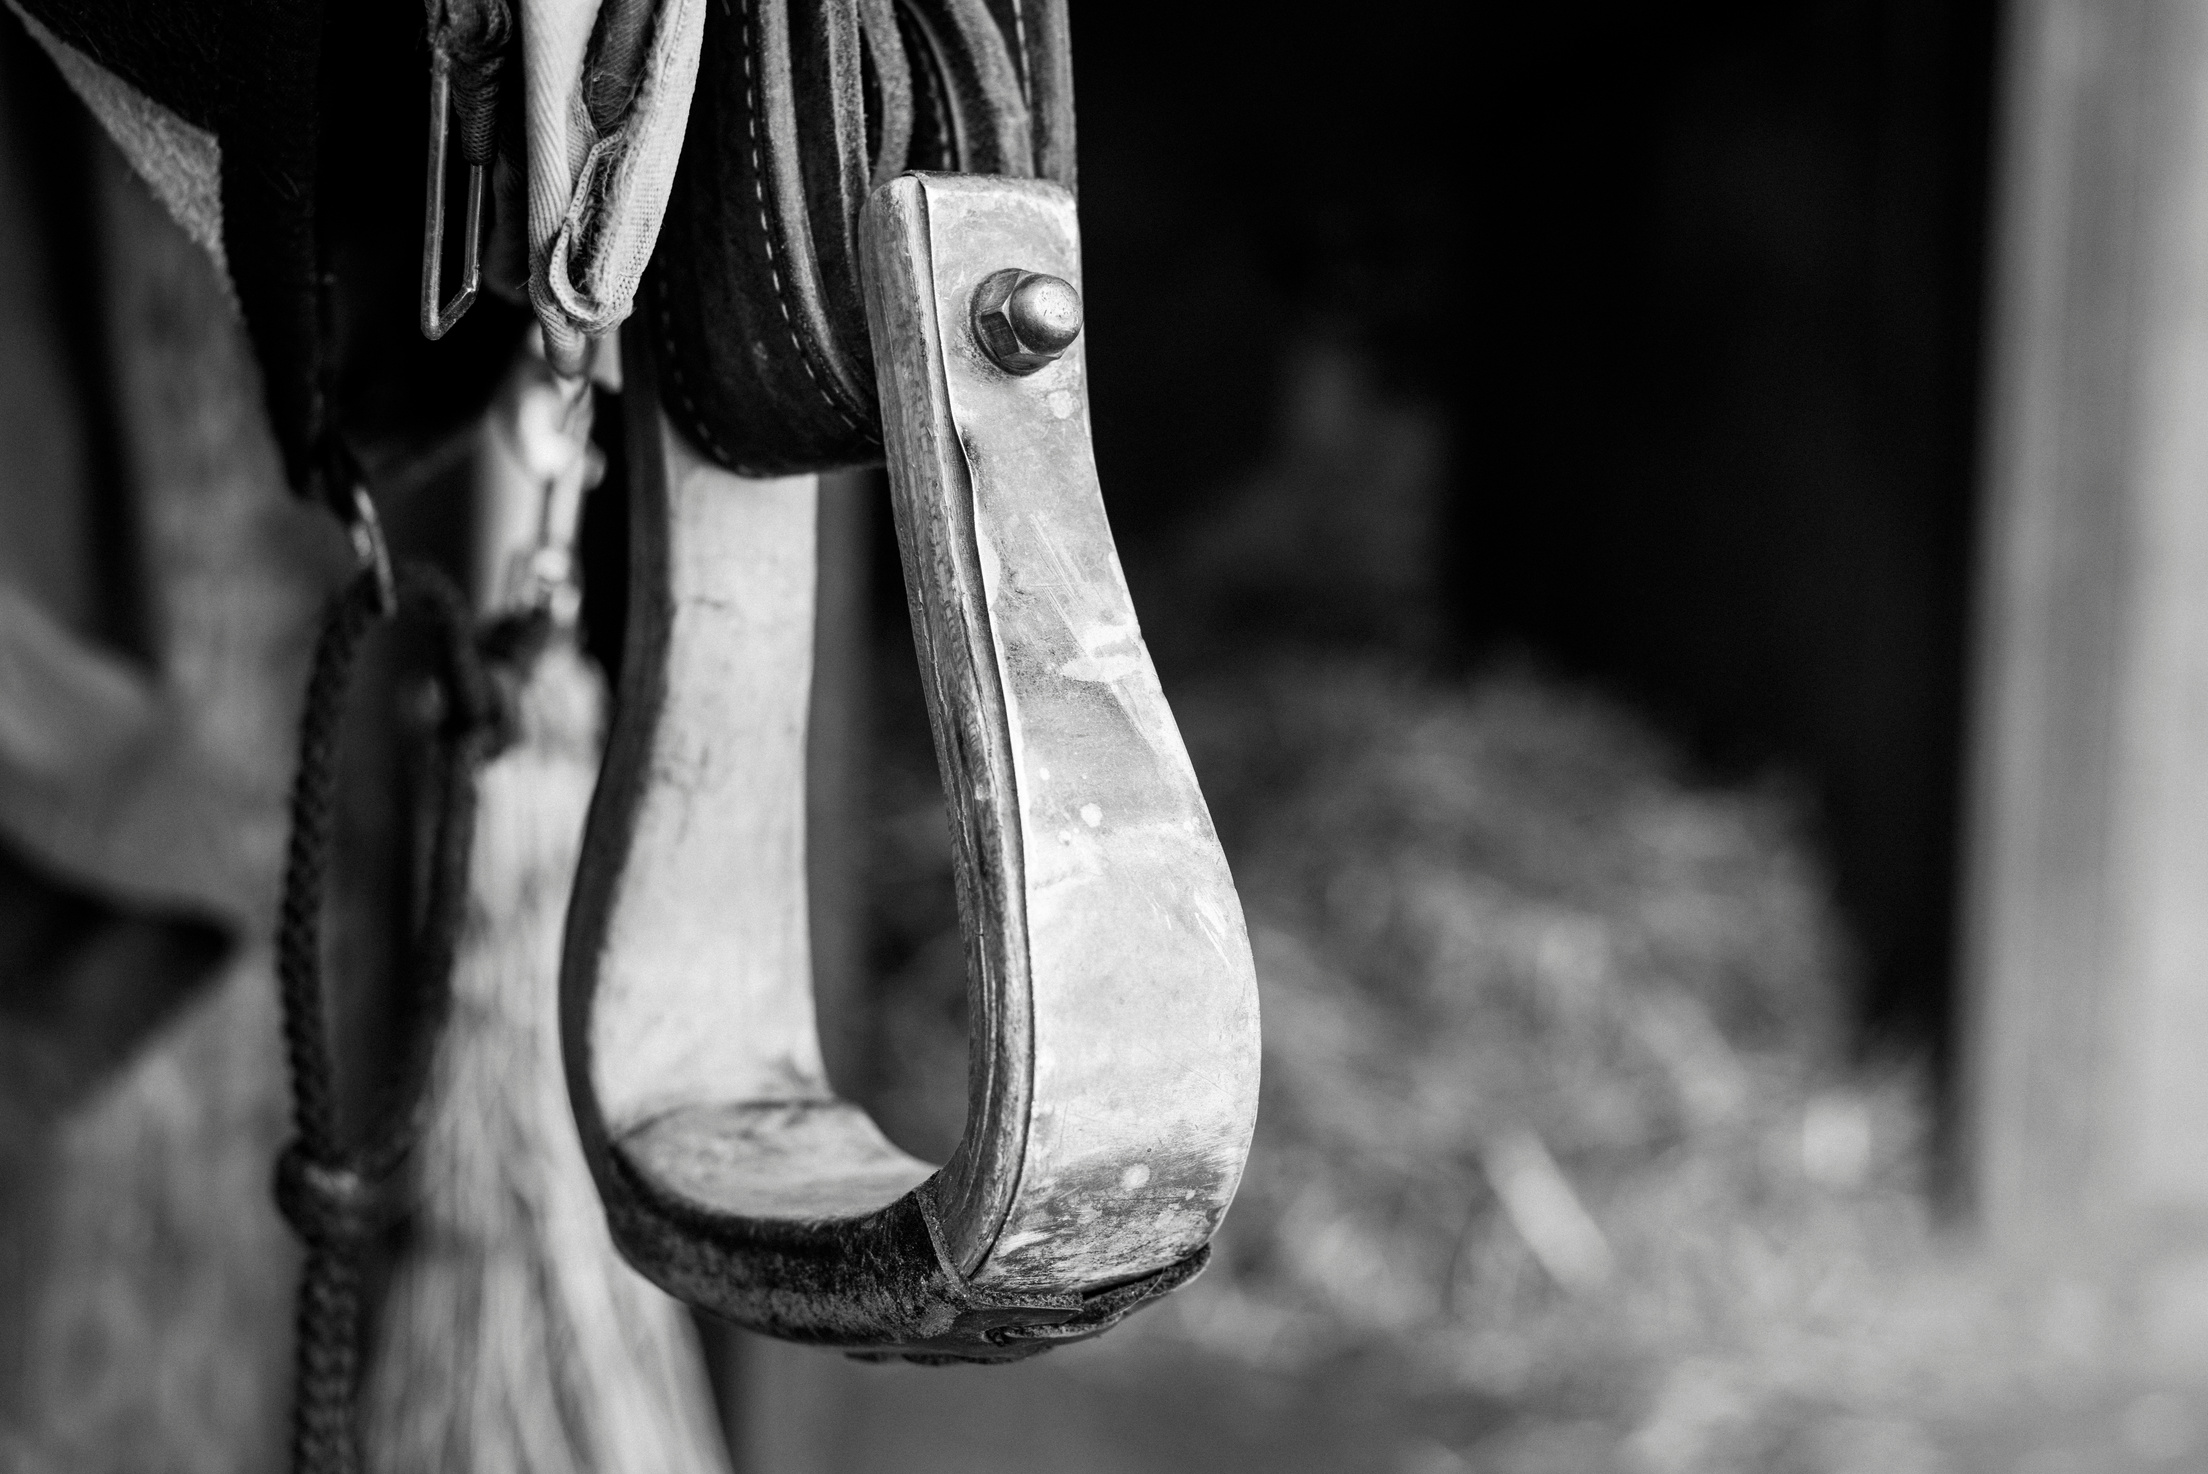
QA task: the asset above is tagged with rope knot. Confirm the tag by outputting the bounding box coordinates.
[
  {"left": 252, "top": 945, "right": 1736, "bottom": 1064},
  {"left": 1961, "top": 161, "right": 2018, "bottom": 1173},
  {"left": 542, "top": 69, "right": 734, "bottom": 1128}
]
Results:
[{"left": 274, "top": 1143, "right": 402, "bottom": 1248}]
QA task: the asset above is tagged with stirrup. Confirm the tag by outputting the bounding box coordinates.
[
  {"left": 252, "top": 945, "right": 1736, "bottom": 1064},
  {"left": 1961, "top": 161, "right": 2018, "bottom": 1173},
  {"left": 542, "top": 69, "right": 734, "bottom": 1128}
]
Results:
[{"left": 562, "top": 173, "right": 1261, "bottom": 1361}]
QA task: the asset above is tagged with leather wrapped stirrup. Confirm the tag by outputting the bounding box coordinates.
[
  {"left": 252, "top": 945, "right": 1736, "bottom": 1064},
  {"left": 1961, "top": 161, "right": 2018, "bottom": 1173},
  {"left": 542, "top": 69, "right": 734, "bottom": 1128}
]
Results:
[{"left": 563, "top": 172, "right": 1261, "bottom": 1361}]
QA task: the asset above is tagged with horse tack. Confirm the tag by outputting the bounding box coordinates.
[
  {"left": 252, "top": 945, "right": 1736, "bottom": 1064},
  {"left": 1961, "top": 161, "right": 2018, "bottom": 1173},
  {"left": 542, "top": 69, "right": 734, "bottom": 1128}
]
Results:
[
  {"left": 550, "top": 2, "right": 1261, "bottom": 1360},
  {"left": 9, "top": 0, "right": 1257, "bottom": 1385},
  {"left": 561, "top": 175, "right": 1262, "bottom": 1359}
]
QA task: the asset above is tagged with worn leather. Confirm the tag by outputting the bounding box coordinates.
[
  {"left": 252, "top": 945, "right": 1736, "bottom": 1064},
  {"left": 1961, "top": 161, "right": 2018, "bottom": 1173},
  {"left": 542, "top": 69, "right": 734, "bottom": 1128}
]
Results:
[
  {"left": 5, "top": 0, "right": 1068, "bottom": 489},
  {"left": 645, "top": 0, "right": 1072, "bottom": 474},
  {"left": 607, "top": 1148, "right": 1209, "bottom": 1362},
  {"left": 13, "top": 0, "right": 324, "bottom": 488}
]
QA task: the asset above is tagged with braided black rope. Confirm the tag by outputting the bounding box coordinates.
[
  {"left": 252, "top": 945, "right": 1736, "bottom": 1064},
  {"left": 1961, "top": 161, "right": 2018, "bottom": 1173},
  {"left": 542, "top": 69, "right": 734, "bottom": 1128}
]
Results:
[{"left": 272, "top": 562, "right": 495, "bottom": 1474}]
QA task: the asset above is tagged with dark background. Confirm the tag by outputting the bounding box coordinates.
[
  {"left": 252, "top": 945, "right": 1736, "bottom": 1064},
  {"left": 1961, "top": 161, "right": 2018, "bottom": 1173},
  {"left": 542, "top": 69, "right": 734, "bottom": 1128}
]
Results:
[
  {"left": 0, "top": 0, "right": 2009, "bottom": 1085},
  {"left": 1067, "top": 1, "right": 2003, "bottom": 1092}
]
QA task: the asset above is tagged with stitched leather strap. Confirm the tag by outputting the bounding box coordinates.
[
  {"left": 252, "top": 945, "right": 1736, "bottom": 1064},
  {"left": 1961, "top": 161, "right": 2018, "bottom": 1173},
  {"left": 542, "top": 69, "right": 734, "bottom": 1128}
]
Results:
[{"left": 646, "top": 0, "right": 1071, "bottom": 473}]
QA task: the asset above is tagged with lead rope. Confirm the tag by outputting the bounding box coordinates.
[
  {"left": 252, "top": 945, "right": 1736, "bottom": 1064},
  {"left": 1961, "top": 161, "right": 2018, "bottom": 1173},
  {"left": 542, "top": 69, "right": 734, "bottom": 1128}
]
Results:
[{"left": 272, "top": 561, "right": 498, "bottom": 1474}]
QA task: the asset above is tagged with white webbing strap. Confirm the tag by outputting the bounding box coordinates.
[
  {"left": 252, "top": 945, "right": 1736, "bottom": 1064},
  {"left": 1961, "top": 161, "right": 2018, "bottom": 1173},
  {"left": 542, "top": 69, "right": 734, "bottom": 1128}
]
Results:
[{"left": 523, "top": 0, "right": 707, "bottom": 374}]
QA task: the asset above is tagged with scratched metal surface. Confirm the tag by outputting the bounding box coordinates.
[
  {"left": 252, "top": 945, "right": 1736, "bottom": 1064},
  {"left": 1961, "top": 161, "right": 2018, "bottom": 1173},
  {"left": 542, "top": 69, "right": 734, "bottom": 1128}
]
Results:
[
  {"left": 861, "top": 177, "right": 1035, "bottom": 1273},
  {"left": 895, "top": 174, "right": 1262, "bottom": 1290}
]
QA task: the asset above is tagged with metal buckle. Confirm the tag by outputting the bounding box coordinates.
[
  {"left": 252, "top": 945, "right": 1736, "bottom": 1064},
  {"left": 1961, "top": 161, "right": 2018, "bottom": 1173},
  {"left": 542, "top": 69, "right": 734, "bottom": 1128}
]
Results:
[
  {"left": 420, "top": 48, "right": 486, "bottom": 341},
  {"left": 563, "top": 175, "right": 1260, "bottom": 1355}
]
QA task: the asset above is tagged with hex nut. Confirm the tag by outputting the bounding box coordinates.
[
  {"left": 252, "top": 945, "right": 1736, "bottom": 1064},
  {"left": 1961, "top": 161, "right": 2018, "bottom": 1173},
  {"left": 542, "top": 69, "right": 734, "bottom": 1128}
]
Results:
[{"left": 972, "top": 269, "right": 1083, "bottom": 374}]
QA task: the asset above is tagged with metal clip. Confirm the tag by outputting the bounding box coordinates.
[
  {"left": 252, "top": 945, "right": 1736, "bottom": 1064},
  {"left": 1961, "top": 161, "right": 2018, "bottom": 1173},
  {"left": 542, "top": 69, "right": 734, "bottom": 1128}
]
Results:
[
  {"left": 420, "top": 48, "right": 487, "bottom": 341},
  {"left": 346, "top": 484, "right": 398, "bottom": 616},
  {"left": 491, "top": 361, "right": 598, "bottom": 625}
]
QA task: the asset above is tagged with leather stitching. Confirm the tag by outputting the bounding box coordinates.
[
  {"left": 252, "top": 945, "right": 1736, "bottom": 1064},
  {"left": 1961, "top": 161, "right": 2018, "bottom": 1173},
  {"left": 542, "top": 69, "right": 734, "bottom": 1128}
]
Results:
[
  {"left": 1009, "top": 0, "right": 1030, "bottom": 112},
  {"left": 741, "top": 0, "right": 870, "bottom": 438},
  {"left": 917, "top": 23, "right": 952, "bottom": 165},
  {"left": 656, "top": 283, "right": 736, "bottom": 465}
]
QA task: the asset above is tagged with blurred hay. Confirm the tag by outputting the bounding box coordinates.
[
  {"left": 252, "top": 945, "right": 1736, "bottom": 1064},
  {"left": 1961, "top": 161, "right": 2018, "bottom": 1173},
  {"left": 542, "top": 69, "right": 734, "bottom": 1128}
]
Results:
[
  {"left": 1169, "top": 658, "right": 1861, "bottom": 1362},
  {"left": 843, "top": 345, "right": 2198, "bottom": 1473},
  {"left": 1153, "top": 657, "right": 2057, "bottom": 1472},
  {"left": 859, "top": 646, "right": 2196, "bottom": 1472},
  {"left": 765, "top": 326, "right": 2208, "bottom": 1474}
]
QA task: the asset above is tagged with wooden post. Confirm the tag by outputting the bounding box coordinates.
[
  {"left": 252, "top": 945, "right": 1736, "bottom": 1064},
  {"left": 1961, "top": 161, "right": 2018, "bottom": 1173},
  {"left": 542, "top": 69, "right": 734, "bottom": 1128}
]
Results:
[{"left": 1966, "top": 0, "right": 2208, "bottom": 1243}]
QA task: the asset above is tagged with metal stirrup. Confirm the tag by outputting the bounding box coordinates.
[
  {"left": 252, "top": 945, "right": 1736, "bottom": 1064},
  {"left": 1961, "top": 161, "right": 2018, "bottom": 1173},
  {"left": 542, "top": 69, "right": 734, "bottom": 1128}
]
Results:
[{"left": 560, "top": 174, "right": 1262, "bottom": 1361}]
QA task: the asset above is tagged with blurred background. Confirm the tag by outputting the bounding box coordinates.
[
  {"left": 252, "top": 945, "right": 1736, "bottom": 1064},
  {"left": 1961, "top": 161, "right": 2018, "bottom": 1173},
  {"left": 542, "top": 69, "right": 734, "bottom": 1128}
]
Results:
[
  {"left": 14, "top": 0, "right": 2208, "bottom": 1469},
  {"left": 714, "top": 2, "right": 2208, "bottom": 1470}
]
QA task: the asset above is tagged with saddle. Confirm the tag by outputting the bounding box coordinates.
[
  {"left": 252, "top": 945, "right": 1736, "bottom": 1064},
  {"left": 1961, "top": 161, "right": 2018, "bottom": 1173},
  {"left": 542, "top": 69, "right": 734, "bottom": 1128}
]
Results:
[{"left": 14, "top": 0, "right": 1259, "bottom": 1367}]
